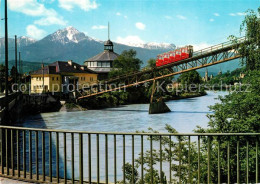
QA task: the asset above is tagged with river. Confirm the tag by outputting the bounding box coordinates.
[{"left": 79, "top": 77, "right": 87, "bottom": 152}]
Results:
[{"left": 17, "top": 91, "right": 227, "bottom": 182}]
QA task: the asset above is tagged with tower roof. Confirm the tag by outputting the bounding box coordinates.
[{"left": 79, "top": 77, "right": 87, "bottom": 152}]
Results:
[
  {"left": 104, "top": 39, "right": 113, "bottom": 46},
  {"left": 86, "top": 50, "right": 119, "bottom": 62}
]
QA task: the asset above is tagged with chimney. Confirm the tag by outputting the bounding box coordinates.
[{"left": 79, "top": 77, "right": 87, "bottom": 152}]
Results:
[{"left": 68, "top": 60, "right": 73, "bottom": 65}]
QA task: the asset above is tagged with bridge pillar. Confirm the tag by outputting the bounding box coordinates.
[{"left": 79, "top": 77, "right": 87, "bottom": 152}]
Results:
[{"left": 149, "top": 80, "right": 171, "bottom": 114}]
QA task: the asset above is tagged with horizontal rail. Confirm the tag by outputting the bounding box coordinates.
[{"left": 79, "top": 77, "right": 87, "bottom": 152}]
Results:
[{"left": 0, "top": 125, "right": 259, "bottom": 135}]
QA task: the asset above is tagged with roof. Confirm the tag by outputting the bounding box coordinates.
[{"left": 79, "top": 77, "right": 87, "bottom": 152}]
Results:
[
  {"left": 85, "top": 50, "right": 119, "bottom": 62},
  {"left": 104, "top": 39, "right": 113, "bottom": 46},
  {"left": 31, "top": 61, "right": 96, "bottom": 75}
]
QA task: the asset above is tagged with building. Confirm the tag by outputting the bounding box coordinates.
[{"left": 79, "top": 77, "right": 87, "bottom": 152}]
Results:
[
  {"left": 30, "top": 60, "right": 97, "bottom": 94},
  {"left": 84, "top": 25, "right": 119, "bottom": 80}
]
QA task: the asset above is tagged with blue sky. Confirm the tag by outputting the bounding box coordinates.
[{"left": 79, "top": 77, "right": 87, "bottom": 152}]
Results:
[{"left": 0, "top": 0, "right": 259, "bottom": 49}]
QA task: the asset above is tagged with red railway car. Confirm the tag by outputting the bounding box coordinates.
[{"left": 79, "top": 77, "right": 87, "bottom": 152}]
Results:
[{"left": 156, "top": 45, "right": 193, "bottom": 67}]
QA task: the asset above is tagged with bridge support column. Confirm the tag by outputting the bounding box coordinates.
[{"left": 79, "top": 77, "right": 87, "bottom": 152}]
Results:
[{"left": 149, "top": 80, "right": 171, "bottom": 114}]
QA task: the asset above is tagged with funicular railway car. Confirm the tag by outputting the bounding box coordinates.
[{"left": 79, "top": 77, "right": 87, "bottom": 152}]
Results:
[{"left": 156, "top": 45, "right": 193, "bottom": 67}]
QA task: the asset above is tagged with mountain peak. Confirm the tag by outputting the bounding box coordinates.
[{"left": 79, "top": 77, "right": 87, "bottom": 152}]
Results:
[{"left": 46, "top": 26, "right": 86, "bottom": 44}]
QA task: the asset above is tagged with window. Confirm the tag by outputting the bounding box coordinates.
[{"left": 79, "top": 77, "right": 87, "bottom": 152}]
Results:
[
  {"left": 57, "top": 77, "right": 59, "bottom": 81},
  {"left": 97, "top": 62, "right": 102, "bottom": 67},
  {"left": 52, "top": 77, "right": 55, "bottom": 81}
]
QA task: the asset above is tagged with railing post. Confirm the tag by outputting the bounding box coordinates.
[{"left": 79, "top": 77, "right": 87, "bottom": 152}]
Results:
[
  {"left": 42, "top": 131, "right": 45, "bottom": 181},
  {"left": 16, "top": 129, "right": 20, "bottom": 177},
  {"left": 88, "top": 133, "right": 91, "bottom": 184},
  {"left": 1, "top": 128, "right": 4, "bottom": 175},
  {"left": 79, "top": 133, "right": 83, "bottom": 184},
  {"left": 132, "top": 135, "right": 134, "bottom": 184},
  {"left": 105, "top": 134, "right": 108, "bottom": 184},
  {"left": 208, "top": 136, "right": 211, "bottom": 183},
  {"left": 150, "top": 135, "right": 153, "bottom": 184},
  {"left": 218, "top": 137, "right": 221, "bottom": 184},
  {"left": 56, "top": 132, "right": 59, "bottom": 183},
  {"left": 237, "top": 137, "right": 240, "bottom": 184},
  {"left": 256, "top": 139, "right": 259, "bottom": 183},
  {"left": 198, "top": 136, "right": 200, "bottom": 183},
  {"left": 96, "top": 134, "right": 99, "bottom": 184},
  {"left": 141, "top": 135, "right": 143, "bottom": 184}
]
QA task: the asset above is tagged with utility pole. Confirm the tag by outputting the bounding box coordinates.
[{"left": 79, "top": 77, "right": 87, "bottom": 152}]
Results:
[
  {"left": 19, "top": 52, "right": 21, "bottom": 84},
  {"left": 42, "top": 61, "right": 44, "bottom": 93},
  {"left": 15, "top": 35, "right": 18, "bottom": 87},
  {"left": 4, "top": 0, "right": 9, "bottom": 123}
]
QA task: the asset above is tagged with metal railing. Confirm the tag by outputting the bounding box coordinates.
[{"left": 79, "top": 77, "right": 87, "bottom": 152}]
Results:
[{"left": 0, "top": 126, "right": 259, "bottom": 183}]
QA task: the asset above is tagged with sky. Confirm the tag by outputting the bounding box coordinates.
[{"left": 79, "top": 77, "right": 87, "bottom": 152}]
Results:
[{"left": 0, "top": 0, "right": 259, "bottom": 49}]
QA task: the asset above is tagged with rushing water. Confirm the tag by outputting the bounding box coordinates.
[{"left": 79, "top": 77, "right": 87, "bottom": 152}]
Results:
[
  {"left": 17, "top": 91, "right": 227, "bottom": 182},
  {"left": 21, "top": 91, "right": 227, "bottom": 132}
]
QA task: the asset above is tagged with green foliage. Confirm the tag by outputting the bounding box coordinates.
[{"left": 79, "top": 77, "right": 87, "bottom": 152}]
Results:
[
  {"left": 146, "top": 58, "right": 156, "bottom": 69},
  {"left": 109, "top": 49, "right": 143, "bottom": 78},
  {"left": 229, "top": 8, "right": 260, "bottom": 70},
  {"left": 121, "top": 162, "right": 139, "bottom": 183},
  {"left": 208, "top": 67, "right": 246, "bottom": 85},
  {"left": 178, "top": 70, "right": 202, "bottom": 85}
]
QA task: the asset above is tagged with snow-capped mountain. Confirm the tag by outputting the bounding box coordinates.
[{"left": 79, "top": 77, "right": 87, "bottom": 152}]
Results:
[
  {"left": 0, "top": 36, "right": 36, "bottom": 48},
  {"left": 116, "top": 41, "right": 176, "bottom": 50},
  {"left": 0, "top": 26, "right": 176, "bottom": 65},
  {"left": 43, "top": 26, "right": 87, "bottom": 44},
  {"left": 17, "top": 36, "right": 36, "bottom": 47},
  {"left": 142, "top": 42, "right": 176, "bottom": 50}
]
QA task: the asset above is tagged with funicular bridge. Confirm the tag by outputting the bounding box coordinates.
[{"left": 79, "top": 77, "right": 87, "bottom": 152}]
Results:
[{"left": 78, "top": 37, "right": 245, "bottom": 100}]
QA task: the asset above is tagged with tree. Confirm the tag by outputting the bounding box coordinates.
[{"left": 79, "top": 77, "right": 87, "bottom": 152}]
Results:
[
  {"left": 109, "top": 49, "right": 143, "bottom": 78},
  {"left": 229, "top": 7, "right": 260, "bottom": 71},
  {"left": 178, "top": 70, "right": 202, "bottom": 85},
  {"left": 195, "top": 8, "right": 260, "bottom": 182},
  {"left": 146, "top": 58, "right": 156, "bottom": 69},
  {"left": 10, "top": 66, "right": 18, "bottom": 80}
]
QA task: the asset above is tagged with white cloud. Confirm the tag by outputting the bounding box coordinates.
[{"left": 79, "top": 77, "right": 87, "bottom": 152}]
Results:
[
  {"left": 237, "top": 12, "right": 246, "bottom": 16},
  {"left": 116, "top": 35, "right": 145, "bottom": 46},
  {"left": 34, "top": 13, "right": 67, "bottom": 26},
  {"left": 164, "top": 15, "right": 172, "bottom": 19},
  {"left": 58, "top": 0, "right": 98, "bottom": 11},
  {"left": 135, "top": 22, "right": 146, "bottom": 30},
  {"left": 209, "top": 18, "right": 214, "bottom": 22},
  {"left": 229, "top": 12, "right": 246, "bottom": 16},
  {"left": 229, "top": 13, "right": 236, "bottom": 16},
  {"left": 91, "top": 25, "right": 107, "bottom": 30},
  {"left": 26, "top": 25, "right": 47, "bottom": 39},
  {"left": 116, "top": 12, "right": 127, "bottom": 19},
  {"left": 8, "top": 0, "right": 66, "bottom": 26},
  {"left": 192, "top": 43, "right": 212, "bottom": 51},
  {"left": 176, "top": 15, "right": 187, "bottom": 20},
  {"left": 214, "top": 13, "right": 220, "bottom": 16}
]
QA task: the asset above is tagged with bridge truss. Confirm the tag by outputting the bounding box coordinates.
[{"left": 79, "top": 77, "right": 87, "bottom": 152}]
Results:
[{"left": 78, "top": 37, "right": 245, "bottom": 100}]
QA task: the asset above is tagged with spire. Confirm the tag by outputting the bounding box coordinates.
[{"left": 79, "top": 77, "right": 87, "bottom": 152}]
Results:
[
  {"left": 108, "top": 22, "right": 110, "bottom": 40},
  {"left": 104, "top": 22, "right": 114, "bottom": 51}
]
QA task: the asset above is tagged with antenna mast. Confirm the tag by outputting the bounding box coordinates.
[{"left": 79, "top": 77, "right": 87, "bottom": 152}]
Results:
[{"left": 108, "top": 22, "right": 111, "bottom": 40}]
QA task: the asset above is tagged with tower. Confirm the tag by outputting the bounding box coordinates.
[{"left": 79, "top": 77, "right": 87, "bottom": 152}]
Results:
[
  {"left": 104, "top": 22, "right": 114, "bottom": 51},
  {"left": 205, "top": 68, "right": 209, "bottom": 81}
]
